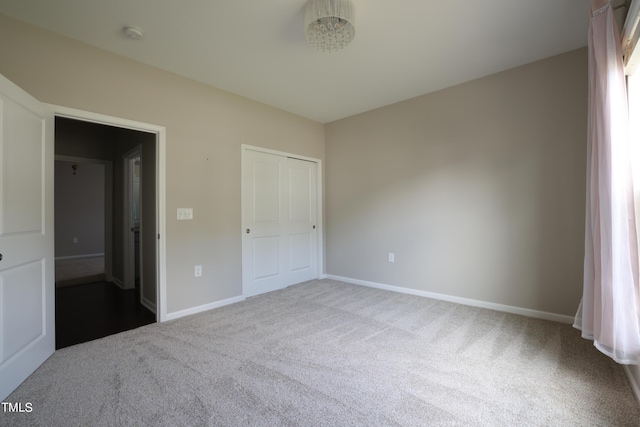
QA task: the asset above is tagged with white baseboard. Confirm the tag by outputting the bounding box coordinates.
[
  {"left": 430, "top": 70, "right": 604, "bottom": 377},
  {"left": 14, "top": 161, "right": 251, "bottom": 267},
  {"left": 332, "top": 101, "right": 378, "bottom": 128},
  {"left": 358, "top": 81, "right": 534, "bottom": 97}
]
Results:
[
  {"left": 112, "top": 278, "right": 125, "bottom": 289},
  {"left": 55, "top": 253, "right": 105, "bottom": 260},
  {"left": 325, "top": 275, "right": 575, "bottom": 324},
  {"left": 166, "top": 295, "right": 245, "bottom": 321},
  {"left": 623, "top": 365, "right": 640, "bottom": 405},
  {"left": 141, "top": 296, "right": 156, "bottom": 314}
]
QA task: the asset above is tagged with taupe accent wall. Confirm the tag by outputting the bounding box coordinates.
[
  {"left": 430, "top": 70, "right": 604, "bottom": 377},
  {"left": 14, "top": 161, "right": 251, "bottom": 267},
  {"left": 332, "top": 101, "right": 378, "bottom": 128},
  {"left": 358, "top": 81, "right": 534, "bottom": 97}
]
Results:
[
  {"left": 54, "top": 160, "right": 105, "bottom": 257},
  {"left": 325, "top": 49, "right": 587, "bottom": 316},
  {"left": 0, "top": 13, "right": 325, "bottom": 314}
]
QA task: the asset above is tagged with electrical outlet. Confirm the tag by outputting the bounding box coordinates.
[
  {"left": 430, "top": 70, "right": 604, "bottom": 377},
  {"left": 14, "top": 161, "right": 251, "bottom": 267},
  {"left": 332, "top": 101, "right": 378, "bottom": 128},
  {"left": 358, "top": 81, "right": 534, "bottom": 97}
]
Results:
[
  {"left": 195, "top": 265, "right": 202, "bottom": 277},
  {"left": 177, "top": 208, "right": 193, "bottom": 220},
  {"left": 388, "top": 253, "right": 395, "bottom": 263}
]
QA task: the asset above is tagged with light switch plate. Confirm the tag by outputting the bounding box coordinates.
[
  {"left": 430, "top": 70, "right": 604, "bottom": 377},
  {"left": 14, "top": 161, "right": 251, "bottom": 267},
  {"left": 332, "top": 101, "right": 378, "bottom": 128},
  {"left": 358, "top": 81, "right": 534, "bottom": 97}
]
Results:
[{"left": 177, "top": 208, "right": 193, "bottom": 220}]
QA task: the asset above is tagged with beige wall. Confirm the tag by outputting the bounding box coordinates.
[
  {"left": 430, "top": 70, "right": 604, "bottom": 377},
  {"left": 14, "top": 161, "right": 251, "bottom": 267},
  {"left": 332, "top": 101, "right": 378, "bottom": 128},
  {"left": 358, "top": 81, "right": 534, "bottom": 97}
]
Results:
[
  {"left": 325, "top": 49, "right": 587, "bottom": 316},
  {"left": 0, "top": 14, "right": 325, "bottom": 314}
]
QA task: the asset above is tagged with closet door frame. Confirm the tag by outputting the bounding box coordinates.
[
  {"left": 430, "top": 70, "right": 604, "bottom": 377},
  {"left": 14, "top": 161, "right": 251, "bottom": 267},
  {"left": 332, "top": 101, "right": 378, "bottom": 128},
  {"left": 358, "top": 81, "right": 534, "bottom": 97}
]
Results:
[{"left": 241, "top": 145, "right": 323, "bottom": 297}]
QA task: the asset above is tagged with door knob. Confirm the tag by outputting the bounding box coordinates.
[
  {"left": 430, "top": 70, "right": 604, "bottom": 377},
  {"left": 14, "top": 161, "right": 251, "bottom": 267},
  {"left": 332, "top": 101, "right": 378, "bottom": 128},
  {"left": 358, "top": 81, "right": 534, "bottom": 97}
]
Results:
[
  {"left": 246, "top": 229, "right": 250, "bottom": 234},
  {"left": 0, "top": 253, "right": 2, "bottom": 261},
  {"left": 313, "top": 225, "right": 316, "bottom": 229}
]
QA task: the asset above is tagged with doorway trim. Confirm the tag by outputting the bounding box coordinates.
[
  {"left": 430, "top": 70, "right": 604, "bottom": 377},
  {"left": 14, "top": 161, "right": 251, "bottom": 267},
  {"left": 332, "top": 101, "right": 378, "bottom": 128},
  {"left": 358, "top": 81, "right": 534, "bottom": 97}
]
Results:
[
  {"left": 122, "top": 145, "right": 142, "bottom": 292},
  {"left": 49, "top": 104, "right": 168, "bottom": 322},
  {"left": 240, "top": 144, "right": 324, "bottom": 297}
]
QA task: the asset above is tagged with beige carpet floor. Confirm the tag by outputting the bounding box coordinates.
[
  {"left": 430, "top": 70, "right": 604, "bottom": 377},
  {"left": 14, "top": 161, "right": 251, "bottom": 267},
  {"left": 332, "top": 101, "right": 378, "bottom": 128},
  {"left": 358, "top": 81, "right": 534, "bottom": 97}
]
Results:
[{"left": 2, "top": 279, "right": 638, "bottom": 426}]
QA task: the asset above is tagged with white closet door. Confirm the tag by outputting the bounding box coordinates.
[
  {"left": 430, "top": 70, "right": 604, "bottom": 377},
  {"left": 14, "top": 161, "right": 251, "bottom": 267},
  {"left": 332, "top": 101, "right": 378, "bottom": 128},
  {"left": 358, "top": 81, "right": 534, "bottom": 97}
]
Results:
[
  {"left": 242, "top": 149, "right": 318, "bottom": 297},
  {"left": 242, "top": 150, "right": 288, "bottom": 297},
  {"left": 0, "top": 74, "right": 55, "bottom": 400},
  {"left": 286, "top": 158, "right": 317, "bottom": 285}
]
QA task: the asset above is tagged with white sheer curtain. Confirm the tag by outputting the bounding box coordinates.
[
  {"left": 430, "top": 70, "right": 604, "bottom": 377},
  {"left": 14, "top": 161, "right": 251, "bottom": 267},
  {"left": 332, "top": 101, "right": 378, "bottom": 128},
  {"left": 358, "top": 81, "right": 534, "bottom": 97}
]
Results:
[{"left": 574, "top": 0, "right": 640, "bottom": 364}]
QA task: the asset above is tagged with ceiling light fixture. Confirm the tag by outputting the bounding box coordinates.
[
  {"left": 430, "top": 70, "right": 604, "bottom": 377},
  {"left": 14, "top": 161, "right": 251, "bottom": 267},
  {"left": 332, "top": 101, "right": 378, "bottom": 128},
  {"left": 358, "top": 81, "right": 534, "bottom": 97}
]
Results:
[
  {"left": 304, "top": 0, "right": 355, "bottom": 52},
  {"left": 123, "top": 25, "right": 144, "bottom": 40}
]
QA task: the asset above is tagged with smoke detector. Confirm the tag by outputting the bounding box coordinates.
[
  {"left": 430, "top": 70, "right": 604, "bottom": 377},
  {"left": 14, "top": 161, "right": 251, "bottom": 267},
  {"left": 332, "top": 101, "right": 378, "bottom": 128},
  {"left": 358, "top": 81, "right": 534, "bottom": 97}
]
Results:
[{"left": 123, "top": 25, "right": 144, "bottom": 40}]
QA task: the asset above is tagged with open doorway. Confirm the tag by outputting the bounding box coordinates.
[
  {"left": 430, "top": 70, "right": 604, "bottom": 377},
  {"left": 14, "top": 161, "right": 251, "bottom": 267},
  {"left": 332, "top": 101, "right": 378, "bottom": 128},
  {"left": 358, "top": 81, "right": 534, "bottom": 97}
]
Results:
[{"left": 54, "top": 116, "right": 158, "bottom": 348}]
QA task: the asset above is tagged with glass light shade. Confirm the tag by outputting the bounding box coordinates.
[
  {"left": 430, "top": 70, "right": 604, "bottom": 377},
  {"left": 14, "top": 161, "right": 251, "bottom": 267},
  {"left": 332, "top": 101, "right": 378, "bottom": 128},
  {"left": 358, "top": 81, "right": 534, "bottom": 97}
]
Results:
[{"left": 304, "top": 0, "right": 355, "bottom": 52}]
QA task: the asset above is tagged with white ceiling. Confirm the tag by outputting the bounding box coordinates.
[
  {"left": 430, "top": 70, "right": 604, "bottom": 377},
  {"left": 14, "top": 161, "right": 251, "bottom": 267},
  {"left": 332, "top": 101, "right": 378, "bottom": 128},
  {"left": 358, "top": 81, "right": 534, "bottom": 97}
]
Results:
[{"left": 0, "top": 0, "right": 591, "bottom": 123}]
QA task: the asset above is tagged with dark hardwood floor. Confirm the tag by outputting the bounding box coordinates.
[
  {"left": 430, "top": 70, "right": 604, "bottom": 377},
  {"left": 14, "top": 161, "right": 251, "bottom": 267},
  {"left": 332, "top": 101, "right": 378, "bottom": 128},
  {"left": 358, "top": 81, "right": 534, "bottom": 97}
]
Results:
[{"left": 55, "top": 281, "right": 156, "bottom": 349}]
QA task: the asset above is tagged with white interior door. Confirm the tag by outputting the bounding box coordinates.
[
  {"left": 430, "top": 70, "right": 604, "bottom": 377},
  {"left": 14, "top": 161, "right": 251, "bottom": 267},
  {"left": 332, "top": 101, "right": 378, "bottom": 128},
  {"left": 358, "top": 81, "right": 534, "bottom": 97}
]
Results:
[
  {"left": 242, "top": 148, "right": 319, "bottom": 297},
  {"left": 0, "top": 74, "right": 55, "bottom": 401},
  {"left": 242, "top": 150, "right": 287, "bottom": 297},
  {"left": 286, "top": 158, "right": 317, "bottom": 285}
]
